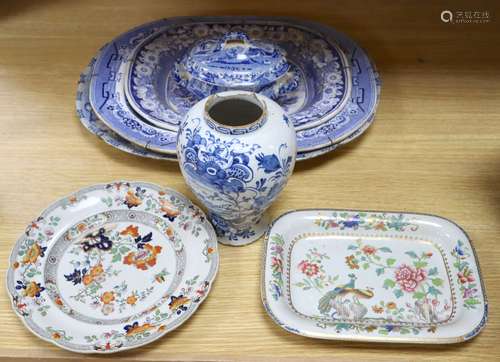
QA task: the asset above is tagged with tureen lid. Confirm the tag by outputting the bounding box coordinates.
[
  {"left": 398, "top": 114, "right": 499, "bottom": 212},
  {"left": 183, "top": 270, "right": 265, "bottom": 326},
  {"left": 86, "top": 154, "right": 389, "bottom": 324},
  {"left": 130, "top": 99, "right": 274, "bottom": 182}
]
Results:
[{"left": 181, "top": 31, "right": 290, "bottom": 87}]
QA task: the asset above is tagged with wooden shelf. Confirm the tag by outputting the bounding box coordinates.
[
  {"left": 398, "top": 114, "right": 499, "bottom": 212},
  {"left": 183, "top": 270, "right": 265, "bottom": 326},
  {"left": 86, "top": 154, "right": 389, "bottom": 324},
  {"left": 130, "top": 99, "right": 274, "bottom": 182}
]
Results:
[{"left": 0, "top": 0, "right": 499, "bottom": 360}]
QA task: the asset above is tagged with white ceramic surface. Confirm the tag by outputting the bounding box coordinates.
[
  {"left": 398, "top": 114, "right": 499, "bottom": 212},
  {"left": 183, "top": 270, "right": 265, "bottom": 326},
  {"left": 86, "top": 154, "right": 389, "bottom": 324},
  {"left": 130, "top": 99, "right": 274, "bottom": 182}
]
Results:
[{"left": 262, "top": 209, "right": 487, "bottom": 343}]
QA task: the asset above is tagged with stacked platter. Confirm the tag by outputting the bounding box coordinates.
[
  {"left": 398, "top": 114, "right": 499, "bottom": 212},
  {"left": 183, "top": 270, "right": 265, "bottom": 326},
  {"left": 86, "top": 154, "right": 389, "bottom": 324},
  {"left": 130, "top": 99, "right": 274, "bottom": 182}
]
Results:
[{"left": 76, "top": 17, "right": 380, "bottom": 161}]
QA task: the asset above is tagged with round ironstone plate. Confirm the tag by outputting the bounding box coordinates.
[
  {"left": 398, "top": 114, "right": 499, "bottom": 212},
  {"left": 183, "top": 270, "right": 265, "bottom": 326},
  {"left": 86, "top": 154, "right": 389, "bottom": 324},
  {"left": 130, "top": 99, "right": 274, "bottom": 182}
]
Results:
[{"left": 6, "top": 182, "right": 219, "bottom": 353}]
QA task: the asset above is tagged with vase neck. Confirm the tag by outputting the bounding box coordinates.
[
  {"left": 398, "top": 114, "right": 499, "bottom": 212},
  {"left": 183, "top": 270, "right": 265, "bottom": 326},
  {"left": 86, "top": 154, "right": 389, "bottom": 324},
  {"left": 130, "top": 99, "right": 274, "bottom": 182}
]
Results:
[{"left": 203, "top": 92, "right": 267, "bottom": 135}]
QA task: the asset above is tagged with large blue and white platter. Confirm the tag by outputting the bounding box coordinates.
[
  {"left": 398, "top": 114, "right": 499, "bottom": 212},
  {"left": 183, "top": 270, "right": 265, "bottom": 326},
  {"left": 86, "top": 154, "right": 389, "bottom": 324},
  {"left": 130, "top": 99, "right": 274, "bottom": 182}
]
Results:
[
  {"left": 77, "top": 54, "right": 176, "bottom": 161},
  {"left": 78, "top": 57, "right": 316, "bottom": 161},
  {"left": 125, "top": 22, "right": 352, "bottom": 133},
  {"left": 89, "top": 17, "right": 380, "bottom": 156}
]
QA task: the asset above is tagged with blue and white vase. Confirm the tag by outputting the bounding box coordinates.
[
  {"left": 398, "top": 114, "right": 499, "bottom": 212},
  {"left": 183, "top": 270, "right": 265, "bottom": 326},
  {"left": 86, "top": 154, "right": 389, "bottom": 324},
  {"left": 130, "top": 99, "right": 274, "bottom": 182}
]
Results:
[{"left": 177, "top": 91, "right": 296, "bottom": 246}]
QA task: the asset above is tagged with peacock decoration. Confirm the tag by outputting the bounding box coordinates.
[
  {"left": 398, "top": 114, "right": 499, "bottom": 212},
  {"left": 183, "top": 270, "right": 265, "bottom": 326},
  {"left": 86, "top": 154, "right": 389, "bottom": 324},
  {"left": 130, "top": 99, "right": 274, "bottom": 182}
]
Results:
[{"left": 318, "top": 273, "right": 374, "bottom": 320}]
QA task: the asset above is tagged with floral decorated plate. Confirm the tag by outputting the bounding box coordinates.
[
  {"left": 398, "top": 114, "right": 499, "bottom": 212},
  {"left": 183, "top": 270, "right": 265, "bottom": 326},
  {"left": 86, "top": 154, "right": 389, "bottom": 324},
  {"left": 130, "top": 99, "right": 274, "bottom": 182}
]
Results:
[
  {"left": 262, "top": 209, "right": 487, "bottom": 343},
  {"left": 6, "top": 182, "right": 219, "bottom": 353},
  {"left": 77, "top": 54, "right": 176, "bottom": 161}
]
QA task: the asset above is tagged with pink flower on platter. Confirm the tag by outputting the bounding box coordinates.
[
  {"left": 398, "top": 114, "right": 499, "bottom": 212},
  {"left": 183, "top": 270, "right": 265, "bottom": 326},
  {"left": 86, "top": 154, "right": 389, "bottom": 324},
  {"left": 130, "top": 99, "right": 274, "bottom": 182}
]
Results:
[
  {"left": 271, "top": 257, "right": 283, "bottom": 272},
  {"left": 362, "top": 245, "right": 377, "bottom": 255},
  {"left": 394, "top": 264, "right": 427, "bottom": 292},
  {"left": 415, "top": 268, "right": 427, "bottom": 282},
  {"left": 298, "top": 261, "right": 319, "bottom": 277}
]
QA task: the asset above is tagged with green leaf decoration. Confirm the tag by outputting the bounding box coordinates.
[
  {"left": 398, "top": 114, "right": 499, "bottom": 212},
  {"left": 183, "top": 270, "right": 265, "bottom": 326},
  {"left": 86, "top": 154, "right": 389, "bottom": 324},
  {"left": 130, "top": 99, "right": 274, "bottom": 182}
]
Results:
[
  {"left": 405, "top": 251, "right": 418, "bottom": 259},
  {"left": 376, "top": 268, "right": 385, "bottom": 276},
  {"left": 400, "top": 327, "right": 411, "bottom": 335},
  {"left": 383, "top": 279, "right": 396, "bottom": 289},
  {"left": 431, "top": 278, "right": 444, "bottom": 287},
  {"left": 347, "top": 245, "right": 357, "bottom": 250},
  {"left": 111, "top": 253, "right": 122, "bottom": 263},
  {"left": 386, "top": 258, "right": 396, "bottom": 266},
  {"left": 428, "top": 267, "right": 438, "bottom": 276},
  {"left": 394, "top": 289, "right": 404, "bottom": 298},
  {"left": 362, "top": 263, "right": 370, "bottom": 270},
  {"left": 413, "top": 291, "right": 426, "bottom": 300},
  {"left": 413, "top": 260, "right": 428, "bottom": 269},
  {"left": 379, "top": 247, "right": 392, "bottom": 253},
  {"left": 119, "top": 246, "right": 130, "bottom": 254},
  {"left": 465, "top": 298, "right": 481, "bottom": 307},
  {"left": 427, "top": 286, "right": 442, "bottom": 296}
]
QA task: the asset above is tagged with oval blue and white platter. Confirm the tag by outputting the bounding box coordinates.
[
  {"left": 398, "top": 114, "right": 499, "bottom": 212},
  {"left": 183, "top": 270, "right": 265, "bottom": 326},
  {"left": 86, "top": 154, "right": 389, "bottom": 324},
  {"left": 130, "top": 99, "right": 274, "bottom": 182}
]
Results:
[{"left": 89, "top": 17, "right": 380, "bottom": 155}]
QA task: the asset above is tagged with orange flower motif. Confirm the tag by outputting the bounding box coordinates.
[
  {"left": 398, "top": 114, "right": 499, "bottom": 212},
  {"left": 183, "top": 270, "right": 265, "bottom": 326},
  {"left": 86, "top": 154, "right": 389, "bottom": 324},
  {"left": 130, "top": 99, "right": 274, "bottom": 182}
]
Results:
[
  {"left": 207, "top": 247, "right": 214, "bottom": 254},
  {"left": 362, "top": 245, "right": 377, "bottom": 255},
  {"left": 123, "top": 244, "right": 162, "bottom": 271},
  {"left": 372, "top": 305, "right": 384, "bottom": 314},
  {"left": 374, "top": 222, "right": 386, "bottom": 230},
  {"left": 386, "top": 302, "right": 397, "bottom": 310},
  {"left": 165, "top": 226, "right": 174, "bottom": 238},
  {"left": 158, "top": 191, "right": 166, "bottom": 196},
  {"left": 90, "top": 264, "right": 104, "bottom": 278},
  {"left": 55, "top": 297, "right": 63, "bottom": 306},
  {"left": 82, "top": 274, "right": 94, "bottom": 286},
  {"left": 100, "top": 291, "right": 115, "bottom": 304},
  {"left": 157, "top": 325, "right": 166, "bottom": 332},
  {"left": 168, "top": 295, "right": 190, "bottom": 311},
  {"left": 135, "top": 259, "right": 147, "bottom": 270},
  {"left": 24, "top": 282, "right": 42, "bottom": 298},
  {"left": 12, "top": 261, "right": 19, "bottom": 269},
  {"left": 125, "top": 190, "right": 142, "bottom": 208},
  {"left": 145, "top": 244, "right": 162, "bottom": 265},
  {"left": 77, "top": 223, "right": 87, "bottom": 232},
  {"left": 22, "top": 243, "right": 42, "bottom": 264},
  {"left": 120, "top": 225, "right": 139, "bottom": 238},
  {"left": 125, "top": 322, "right": 153, "bottom": 336},
  {"left": 345, "top": 255, "right": 359, "bottom": 269},
  {"left": 52, "top": 332, "right": 61, "bottom": 340},
  {"left": 126, "top": 294, "right": 138, "bottom": 305},
  {"left": 123, "top": 252, "right": 135, "bottom": 266},
  {"left": 160, "top": 199, "right": 180, "bottom": 219}
]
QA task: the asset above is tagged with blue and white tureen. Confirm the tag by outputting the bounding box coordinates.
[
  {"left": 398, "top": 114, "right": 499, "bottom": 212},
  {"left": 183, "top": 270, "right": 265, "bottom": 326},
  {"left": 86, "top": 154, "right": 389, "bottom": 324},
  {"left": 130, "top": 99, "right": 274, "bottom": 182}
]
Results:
[{"left": 173, "top": 31, "right": 299, "bottom": 100}]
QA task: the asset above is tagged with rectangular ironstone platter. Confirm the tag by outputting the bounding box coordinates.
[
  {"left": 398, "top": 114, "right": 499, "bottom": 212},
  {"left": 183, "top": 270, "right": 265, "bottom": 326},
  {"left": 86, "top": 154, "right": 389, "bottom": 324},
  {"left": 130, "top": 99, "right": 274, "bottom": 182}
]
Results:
[{"left": 261, "top": 209, "right": 487, "bottom": 343}]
